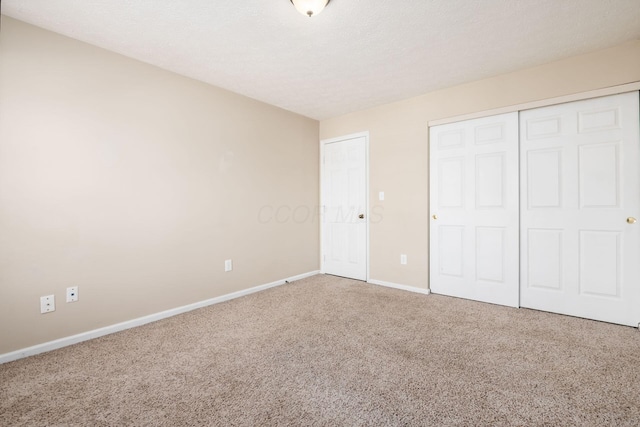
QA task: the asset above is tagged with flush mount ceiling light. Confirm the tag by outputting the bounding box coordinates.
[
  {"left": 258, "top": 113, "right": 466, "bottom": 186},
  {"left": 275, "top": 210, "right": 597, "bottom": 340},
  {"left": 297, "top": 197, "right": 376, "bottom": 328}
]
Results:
[{"left": 290, "top": 0, "right": 331, "bottom": 17}]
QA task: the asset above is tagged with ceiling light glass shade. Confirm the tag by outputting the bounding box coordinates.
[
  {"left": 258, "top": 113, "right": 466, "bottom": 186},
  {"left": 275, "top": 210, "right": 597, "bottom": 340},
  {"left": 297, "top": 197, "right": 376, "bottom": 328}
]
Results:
[{"left": 290, "top": 0, "right": 331, "bottom": 17}]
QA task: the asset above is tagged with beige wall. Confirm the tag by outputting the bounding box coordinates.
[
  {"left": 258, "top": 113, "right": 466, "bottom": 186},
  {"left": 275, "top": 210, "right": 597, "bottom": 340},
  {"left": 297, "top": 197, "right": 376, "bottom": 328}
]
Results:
[
  {"left": 0, "top": 17, "right": 320, "bottom": 354},
  {"left": 320, "top": 39, "right": 640, "bottom": 290}
]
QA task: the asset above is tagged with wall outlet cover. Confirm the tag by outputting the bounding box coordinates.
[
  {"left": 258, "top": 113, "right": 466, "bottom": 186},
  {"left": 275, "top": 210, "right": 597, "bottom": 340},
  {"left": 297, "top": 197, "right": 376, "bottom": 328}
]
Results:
[
  {"left": 66, "top": 286, "right": 78, "bottom": 303},
  {"left": 40, "top": 295, "right": 55, "bottom": 314}
]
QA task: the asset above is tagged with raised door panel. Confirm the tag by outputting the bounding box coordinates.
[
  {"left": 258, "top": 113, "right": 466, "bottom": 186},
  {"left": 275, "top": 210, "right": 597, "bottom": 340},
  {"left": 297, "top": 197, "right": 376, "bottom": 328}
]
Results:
[
  {"left": 527, "top": 229, "right": 563, "bottom": 291},
  {"left": 475, "top": 227, "right": 505, "bottom": 283},
  {"left": 527, "top": 149, "right": 562, "bottom": 209},
  {"left": 475, "top": 153, "right": 505, "bottom": 209},
  {"left": 579, "top": 230, "right": 620, "bottom": 298},
  {"left": 578, "top": 143, "right": 619, "bottom": 208},
  {"left": 439, "top": 226, "right": 464, "bottom": 277},
  {"left": 439, "top": 157, "right": 465, "bottom": 209}
]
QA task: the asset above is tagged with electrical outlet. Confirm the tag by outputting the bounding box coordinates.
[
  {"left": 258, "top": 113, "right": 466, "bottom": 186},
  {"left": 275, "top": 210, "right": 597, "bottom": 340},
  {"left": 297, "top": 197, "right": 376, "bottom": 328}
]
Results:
[
  {"left": 66, "top": 286, "right": 78, "bottom": 303},
  {"left": 400, "top": 254, "right": 407, "bottom": 265},
  {"left": 225, "top": 259, "right": 233, "bottom": 272},
  {"left": 40, "top": 295, "right": 55, "bottom": 314}
]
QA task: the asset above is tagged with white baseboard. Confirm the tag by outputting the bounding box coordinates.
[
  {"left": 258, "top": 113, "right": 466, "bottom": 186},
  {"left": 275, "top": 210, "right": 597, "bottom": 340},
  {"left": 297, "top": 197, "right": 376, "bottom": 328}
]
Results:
[
  {"left": 0, "top": 270, "right": 320, "bottom": 365},
  {"left": 367, "top": 279, "right": 431, "bottom": 295}
]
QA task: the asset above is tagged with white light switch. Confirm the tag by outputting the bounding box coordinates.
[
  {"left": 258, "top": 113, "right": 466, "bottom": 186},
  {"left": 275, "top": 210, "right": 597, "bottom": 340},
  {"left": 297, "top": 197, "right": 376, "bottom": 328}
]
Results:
[
  {"left": 400, "top": 254, "right": 407, "bottom": 265},
  {"left": 224, "top": 259, "right": 233, "bottom": 272},
  {"left": 379, "top": 191, "right": 385, "bottom": 201}
]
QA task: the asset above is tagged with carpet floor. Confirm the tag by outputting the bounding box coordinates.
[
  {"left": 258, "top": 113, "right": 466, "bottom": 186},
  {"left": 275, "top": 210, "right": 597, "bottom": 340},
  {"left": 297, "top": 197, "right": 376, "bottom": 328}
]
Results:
[{"left": 1, "top": 274, "right": 640, "bottom": 426}]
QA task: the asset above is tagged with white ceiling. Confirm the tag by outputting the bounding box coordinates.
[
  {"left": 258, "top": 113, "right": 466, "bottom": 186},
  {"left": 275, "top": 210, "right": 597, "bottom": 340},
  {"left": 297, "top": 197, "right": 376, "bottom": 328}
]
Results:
[{"left": 3, "top": 1, "right": 640, "bottom": 120}]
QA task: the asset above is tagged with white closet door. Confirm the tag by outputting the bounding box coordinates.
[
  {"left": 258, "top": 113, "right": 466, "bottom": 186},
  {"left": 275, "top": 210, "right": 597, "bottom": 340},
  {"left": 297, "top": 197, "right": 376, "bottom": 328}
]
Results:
[
  {"left": 430, "top": 112, "right": 519, "bottom": 307},
  {"left": 520, "top": 92, "right": 640, "bottom": 326}
]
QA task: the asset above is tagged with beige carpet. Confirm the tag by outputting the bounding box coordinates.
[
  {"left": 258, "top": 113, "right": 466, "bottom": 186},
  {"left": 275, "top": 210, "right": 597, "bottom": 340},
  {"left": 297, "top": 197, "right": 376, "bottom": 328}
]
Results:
[{"left": 1, "top": 274, "right": 640, "bottom": 426}]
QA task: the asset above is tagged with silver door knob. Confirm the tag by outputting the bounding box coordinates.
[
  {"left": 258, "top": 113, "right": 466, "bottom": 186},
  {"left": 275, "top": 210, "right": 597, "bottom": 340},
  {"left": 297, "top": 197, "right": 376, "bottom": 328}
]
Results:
[
  {"left": 432, "top": 214, "right": 438, "bottom": 220},
  {"left": 628, "top": 217, "right": 637, "bottom": 224}
]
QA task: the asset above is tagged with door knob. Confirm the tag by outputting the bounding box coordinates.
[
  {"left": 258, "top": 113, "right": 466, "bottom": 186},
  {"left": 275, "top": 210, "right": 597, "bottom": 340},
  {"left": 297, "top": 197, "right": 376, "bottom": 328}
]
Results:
[
  {"left": 432, "top": 214, "right": 438, "bottom": 220},
  {"left": 359, "top": 214, "right": 364, "bottom": 219},
  {"left": 628, "top": 217, "right": 637, "bottom": 224}
]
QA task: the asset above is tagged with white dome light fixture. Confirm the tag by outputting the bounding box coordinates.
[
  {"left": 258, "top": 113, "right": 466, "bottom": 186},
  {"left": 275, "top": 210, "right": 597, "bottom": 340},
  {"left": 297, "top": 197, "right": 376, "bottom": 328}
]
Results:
[{"left": 290, "top": 0, "right": 331, "bottom": 17}]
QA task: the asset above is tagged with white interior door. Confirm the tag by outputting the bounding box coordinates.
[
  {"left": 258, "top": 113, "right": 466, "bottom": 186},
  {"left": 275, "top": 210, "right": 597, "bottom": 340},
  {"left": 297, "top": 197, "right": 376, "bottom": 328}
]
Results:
[
  {"left": 322, "top": 135, "right": 367, "bottom": 281},
  {"left": 429, "top": 112, "right": 519, "bottom": 307},
  {"left": 520, "top": 92, "right": 640, "bottom": 326}
]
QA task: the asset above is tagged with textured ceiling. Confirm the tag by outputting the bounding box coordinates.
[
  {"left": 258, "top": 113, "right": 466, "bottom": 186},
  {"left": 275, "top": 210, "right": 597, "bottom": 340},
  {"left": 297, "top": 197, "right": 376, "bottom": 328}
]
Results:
[{"left": 3, "top": 0, "right": 640, "bottom": 120}]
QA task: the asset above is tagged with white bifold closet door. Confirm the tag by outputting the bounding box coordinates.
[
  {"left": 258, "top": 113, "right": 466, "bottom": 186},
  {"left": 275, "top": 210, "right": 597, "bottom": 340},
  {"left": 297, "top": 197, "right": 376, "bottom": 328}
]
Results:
[
  {"left": 520, "top": 92, "right": 640, "bottom": 327},
  {"left": 429, "top": 112, "right": 519, "bottom": 307}
]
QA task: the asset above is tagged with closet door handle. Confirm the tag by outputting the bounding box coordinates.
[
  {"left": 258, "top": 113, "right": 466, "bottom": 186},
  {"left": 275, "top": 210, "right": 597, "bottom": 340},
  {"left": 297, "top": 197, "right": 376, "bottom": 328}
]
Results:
[{"left": 628, "top": 217, "right": 637, "bottom": 224}]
